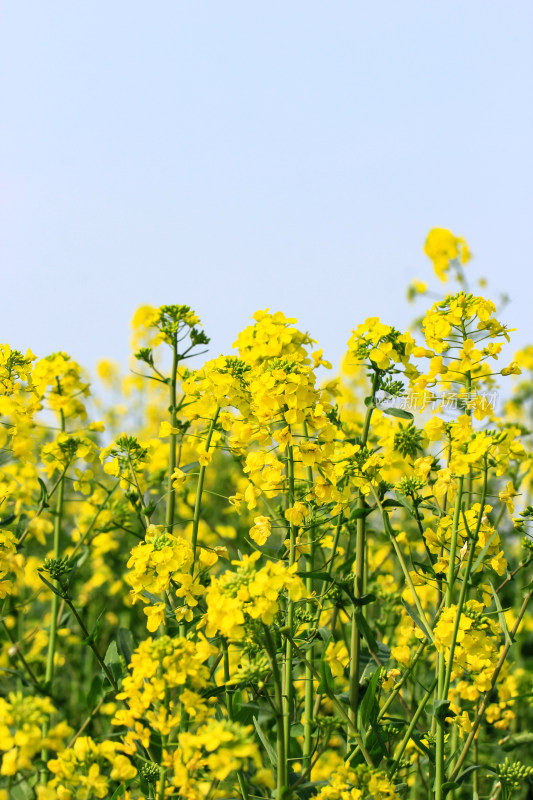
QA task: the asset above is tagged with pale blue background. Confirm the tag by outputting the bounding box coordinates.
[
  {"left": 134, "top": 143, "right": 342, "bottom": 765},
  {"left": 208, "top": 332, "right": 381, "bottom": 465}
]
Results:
[{"left": 1, "top": 1, "right": 532, "bottom": 373}]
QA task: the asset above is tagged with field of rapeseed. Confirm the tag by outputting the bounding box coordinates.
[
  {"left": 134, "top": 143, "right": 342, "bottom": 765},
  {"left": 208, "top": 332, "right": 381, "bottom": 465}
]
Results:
[{"left": 2, "top": 229, "right": 533, "bottom": 800}]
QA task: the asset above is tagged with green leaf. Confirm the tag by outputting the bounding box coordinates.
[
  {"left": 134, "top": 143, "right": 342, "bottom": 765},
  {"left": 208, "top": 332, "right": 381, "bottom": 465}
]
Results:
[
  {"left": 317, "top": 651, "right": 335, "bottom": 695},
  {"left": 117, "top": 628, "right": 134, "bottom": 666},
  {"left": 37, "top": 571, "right": 64, "bottom": 598},
  {"left": 359, "top": 668, "right": 381, "bottom": 729},
  {"left": 290, "top": 723, "right": 305, "bottom": 737},
  {"left": 253, "top": 716, "right": 278, "bottom": 768},
  {"left": 393, "top": 491, "right": 416, "bottom": 517},
  {"left": 291, "top": 781, "right": 327, "bottom": 800},
  {"left": 11, "top": 782, "right": 36, "bottom": 800},
  {"left": 433, "top": 698, "right": 453, "bottom": 721},
  {"left": 353, "top": 593, "right": 377, "bottom": 607},
  {"left": 0, "top": 666, "right": 33, "bottom": 687},
  {"left": 392, "top": 784, "right": 409, "bottom": 798},
  {"left": 37, "top": 477, "right": 49, "bottom": 508},
  {"left": 381, "top": 499, "right": 404, "bottom": 509},
  {"left": 104, "top": 641, "right": 123, "bottom": 683},
  {"left": 87, "top": 607, "right": 106, "bottom": 644},
  {"left": 383, "top": 407, "right": 414, "bottom": 420},
  {"left": 297, "top": 570, "right": 334, "bottom": 583},
  {"left": 412, "top": 560, "right": 436, "bottom": 579},
  {"left": 0, "top": 513, "right": 16, "bottom": 527},
  {"left": 454, "top": 764, "right": 498, "bottom": 786},
  {"left": 353, "top": 609, "right": 378, "bottom": 650},
  {"left": 110, "top": 780, "right": 136, "bottom": 800},
  {"left": 201, "top": 684, "right": 227, "bottom": 700},
  {"left": 14, "top": 514, "right": 29, "bottom": 539},
  {"left": 349, "top": 505, "right": 375, "bottom": 520},
  {"left": 409, "top": 732, "right": 432, "bottom": 760},
  {"left": 317, "top": 626, "right": 333, "bottom": 644},
  {"left": 360, "top": 641, "right": 391, "bottom": 668},
  {"left": 235, "top": 701, "right": 260, "bottom": 726},
  {"left": 441, "top": 781, "right": 460, "bottom": 792},
  {"left": 87, "top": 674, "right": 103, "bottom": 709}
]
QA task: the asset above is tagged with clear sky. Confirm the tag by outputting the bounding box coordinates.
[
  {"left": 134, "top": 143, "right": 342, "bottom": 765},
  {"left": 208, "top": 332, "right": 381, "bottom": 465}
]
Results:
[{"left": 1, "top": 1, "right": 532, "bottom": 375}]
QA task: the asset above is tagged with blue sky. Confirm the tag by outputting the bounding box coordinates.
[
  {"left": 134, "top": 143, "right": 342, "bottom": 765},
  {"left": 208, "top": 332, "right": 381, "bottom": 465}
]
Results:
[{"left": 1, "top": 1, "right": 532, "bottom": 375}]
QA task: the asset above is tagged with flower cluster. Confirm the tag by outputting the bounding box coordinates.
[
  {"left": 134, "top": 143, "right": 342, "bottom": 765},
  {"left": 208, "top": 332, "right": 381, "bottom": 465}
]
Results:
[{"left": 1, "top": 230, "right": 532, "bottom": 800}]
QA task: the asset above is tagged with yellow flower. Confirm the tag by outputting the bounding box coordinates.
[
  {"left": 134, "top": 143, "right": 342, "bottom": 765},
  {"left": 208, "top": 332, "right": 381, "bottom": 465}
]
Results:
[
  {"left": 382, "top": 668, "right": 401, "bottom": 691},
  {"left": 171, "top": 468, "right": 188, "bottom": 488},
  {"left": 424, "top": 416, "right": 445, "bottom": 442},
  {"left": 144, "top": 602, "right": 166, "bottom": 632},
  {"left": 284, "top": 502, "right": 308, "bottom": 527},
  {"left": 499, "top": 481, "right": 519, "bottom": 513},
  {"left": 424, "top": 228, "right": 470, "bottom": 282},
  {"left": 249, "top": 516, "right": 272, "bottom": 545},
  {"left": 501, "top": 362, "right": 522, "bottom": 376},
  {"left": 433, "top": 468, "right": 454, "bottom": 500},
  {"left": 110, "top": 754, "right": 137, "bottom": 781},
  {"left": 325, "top": 640, "right": 349, "bottom": 678},
  {"left": 159, "top": 420, "right": 181, "bottom": 437}
]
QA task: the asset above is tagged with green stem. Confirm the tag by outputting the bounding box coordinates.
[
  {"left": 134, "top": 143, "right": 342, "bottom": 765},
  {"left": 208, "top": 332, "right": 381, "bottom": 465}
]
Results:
[
  {"left": 165, "top": 341, "right": 179, "bottom": 534},
  {"left": 283, "top": 442, "right": 296, "bottom": 769},
  {"left": 473, "top": 736, "right": 479, "bottom": 800},
  {"left": 302, "top": 537, "right": 315, "bottom": 771},
  {"left": 302, "top": 421, "right": 315, "bottom": 772},
  {"left": 222, "top": 638, "right": 249, "bottom": 800},
  {"left": 160, "top": 342, "right": 180, "bottom": 638},
  {"left": 435, "top": 477, "right": 464, "bottom": 800},
  {"left": 2, "top": 619, "right": 40, "bottom": 689},
  {"left": 348, "top": 371, "right": 378, "bottom": 742},
  {"left": 284, "top": 630, "right": 374, "bottom": 767},
  {"left": 443, "top": 466, "right": 487, "bottom": 699},
  {"left": 190, "top": 408, "right": 220, "bottom": 570},
  {"left": 348, "top": 491, "right": 365, "bottom": 737},
  {"left": 263, "top": 627, "right": 287, "bottom": 798},
  {"left": 64, "top": 595, "right": 118, "bottom": 691},
  {"left": 41, "top": 408, "right": 66, "bottom": 776},
  {"left": 374, "top": 498, "right": 434, "bottom": 644},
  {"left": 157, "top": 741, "right": 167, "bottom": 800},
  {"left": 390, "top": 676, "right": 438, "bottom": 778}
]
